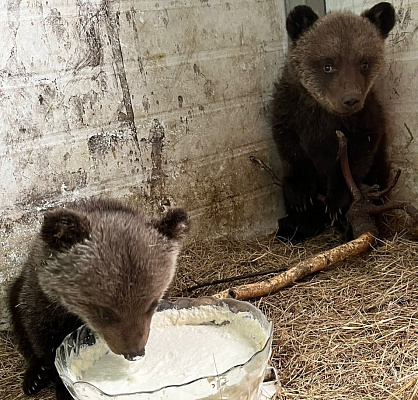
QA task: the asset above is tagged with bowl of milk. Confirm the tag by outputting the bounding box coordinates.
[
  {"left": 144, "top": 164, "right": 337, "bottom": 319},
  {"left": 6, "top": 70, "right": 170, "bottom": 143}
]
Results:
[{"left": 55, "top": 297, "right": 274, "bottom": 400}]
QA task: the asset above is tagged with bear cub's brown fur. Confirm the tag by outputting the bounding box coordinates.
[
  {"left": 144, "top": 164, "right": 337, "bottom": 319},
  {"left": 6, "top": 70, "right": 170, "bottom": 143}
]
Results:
[
  {"left": 8, "top": 198, "right": 189, "bottom": 399},
  {"left": 272, "top": 2, "right": 395, "bottom": 242}
]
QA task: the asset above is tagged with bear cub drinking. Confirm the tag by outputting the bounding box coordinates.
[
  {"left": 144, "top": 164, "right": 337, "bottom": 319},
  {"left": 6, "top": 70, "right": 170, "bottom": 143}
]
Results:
[
  {"left": 8, "top": 198, "right": 189, "bottom": 399},
  {"left": 272, "top": 2, "right": 395, "bottom": 241}
]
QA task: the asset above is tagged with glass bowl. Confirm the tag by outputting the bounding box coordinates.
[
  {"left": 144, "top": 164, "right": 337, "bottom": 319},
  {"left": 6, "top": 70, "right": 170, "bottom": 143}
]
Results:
[{"left": 55, "top": 297, "right": 273, "bottom": 400}]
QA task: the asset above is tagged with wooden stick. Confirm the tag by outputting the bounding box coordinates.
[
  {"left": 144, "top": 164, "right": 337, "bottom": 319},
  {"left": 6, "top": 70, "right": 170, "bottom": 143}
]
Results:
[{"left": 213, "top": 231, "right": 376, "bottom": 300}]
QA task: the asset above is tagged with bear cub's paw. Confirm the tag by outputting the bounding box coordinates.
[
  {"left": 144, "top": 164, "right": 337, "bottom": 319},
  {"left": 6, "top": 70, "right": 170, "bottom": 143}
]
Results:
[
  {"left": 284, "top": 159, "right": 319, "bottom": 209},
  {"left": 23, "top": 360, "right": 54, "bottom": 395},
  {"left": 326, "top": 183, "right": 352, "bottom": 218}
]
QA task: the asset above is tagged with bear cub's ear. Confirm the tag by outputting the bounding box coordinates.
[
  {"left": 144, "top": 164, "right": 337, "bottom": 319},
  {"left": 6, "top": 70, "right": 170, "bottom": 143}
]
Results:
[
  {"left": 362, "top": 2, "right": 395, "bottom": 38},
  {"left": 286, "top": 5, "right": 319, "bottom": 41},
  {"left": 155, "top": 208, "right": 190, "bottom": 240},
  {"left": 41, "top": 209, "right": 91, "bottom": 251}
]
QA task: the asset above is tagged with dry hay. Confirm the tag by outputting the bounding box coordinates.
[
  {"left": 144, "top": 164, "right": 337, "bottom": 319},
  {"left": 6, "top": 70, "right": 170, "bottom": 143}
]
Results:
[
  {"left": 1, "top": 229, "right": 417, "bottom": 400},
  {"left": 0, "top": 331, "right": 54, "bottom": 400}
]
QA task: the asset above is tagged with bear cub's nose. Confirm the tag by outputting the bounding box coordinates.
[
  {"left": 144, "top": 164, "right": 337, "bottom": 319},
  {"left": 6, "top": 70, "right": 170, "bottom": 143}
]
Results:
[
  {"left": 123, "top": 348, "right": 146, "bottom": 361},
  {"left": 343, "top": 93, "right": 361, "bottom": 108}
]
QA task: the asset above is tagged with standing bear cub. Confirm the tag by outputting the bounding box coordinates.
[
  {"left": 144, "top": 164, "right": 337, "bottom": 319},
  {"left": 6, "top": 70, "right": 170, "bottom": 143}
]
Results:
[
  {"left": 8, "top": 198, "right": 189, "bottom": 399},
  {"left": 272, "top": 2, "right": 395, "bottom": 241}
]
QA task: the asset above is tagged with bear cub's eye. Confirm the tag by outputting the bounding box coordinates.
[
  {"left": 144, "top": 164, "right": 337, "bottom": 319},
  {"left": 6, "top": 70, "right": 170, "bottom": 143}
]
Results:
[
  {"left": 361, "top": 62, "right": 369, "bottom": 71},
  {"left": 96, "top": 306, "right": 118, "bottom": 322},
  {"left": 323, "top": 64, "right": 334, "bottom": 73}
]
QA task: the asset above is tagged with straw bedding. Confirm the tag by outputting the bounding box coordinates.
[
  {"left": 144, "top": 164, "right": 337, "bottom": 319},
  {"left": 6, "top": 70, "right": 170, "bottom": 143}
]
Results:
[{"left": 1, "top": 229, "right": 417, "bottom": 400}]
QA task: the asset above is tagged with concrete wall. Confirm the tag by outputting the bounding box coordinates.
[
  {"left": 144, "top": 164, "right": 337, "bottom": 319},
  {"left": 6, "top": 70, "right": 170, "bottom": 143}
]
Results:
[
  {"left": 0, "top": 0, "right": 287, "bottom": 328},
  {"left": 326, "top": 0, "right": 418, "bottom": 204}
]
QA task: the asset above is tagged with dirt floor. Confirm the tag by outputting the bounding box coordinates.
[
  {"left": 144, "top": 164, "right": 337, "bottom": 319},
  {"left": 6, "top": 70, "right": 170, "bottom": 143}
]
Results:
[{"left": 1, "top": 228, "right": 418, "bottom": 400}]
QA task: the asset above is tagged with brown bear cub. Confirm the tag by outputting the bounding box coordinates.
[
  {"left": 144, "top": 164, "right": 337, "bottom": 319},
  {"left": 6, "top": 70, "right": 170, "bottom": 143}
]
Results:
[
  {"left": 272, "top": 2, "right": 395, "bottom": 242},
  {"left": 8, "top": 198, "right": 189, "bottom": 399}
]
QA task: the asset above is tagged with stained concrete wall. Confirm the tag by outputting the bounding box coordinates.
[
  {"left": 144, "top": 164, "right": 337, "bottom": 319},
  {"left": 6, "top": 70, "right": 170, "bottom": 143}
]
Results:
[
  {"left": 0, "top": 0, "right": 287, "bottom": 327},
  {"left": 326, "top": 0, "right": 418, "bottom": 204}
]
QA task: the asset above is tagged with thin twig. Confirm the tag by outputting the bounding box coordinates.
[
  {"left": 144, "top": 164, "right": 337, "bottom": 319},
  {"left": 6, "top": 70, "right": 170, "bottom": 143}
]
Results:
[
  {"left": 184, "top": 266, "right": 287, "bottom": 292},
  {"left": 249, "top": 156, "right": 283, "bottom": 186}
]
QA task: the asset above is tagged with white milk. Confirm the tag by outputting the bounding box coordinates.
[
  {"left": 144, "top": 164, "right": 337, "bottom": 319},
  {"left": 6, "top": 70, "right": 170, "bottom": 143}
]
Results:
[{"left": 68, "top": 305, "right": 269, "bottom": 398}]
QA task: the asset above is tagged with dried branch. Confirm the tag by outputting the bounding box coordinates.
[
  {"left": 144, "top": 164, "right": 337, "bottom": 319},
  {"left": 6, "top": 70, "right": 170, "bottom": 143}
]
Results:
[
  {"left": 368, "top": 201, "right": 418, "bottom": 220},
  {"left": 336, "top": 130, "right": 418, "bottom": 238},
  {"left": 213, "top": 232, "right": 375, "bottom": 300},
  {"left": 336, "top": 130, "right": 363, "bottom": 203}
]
